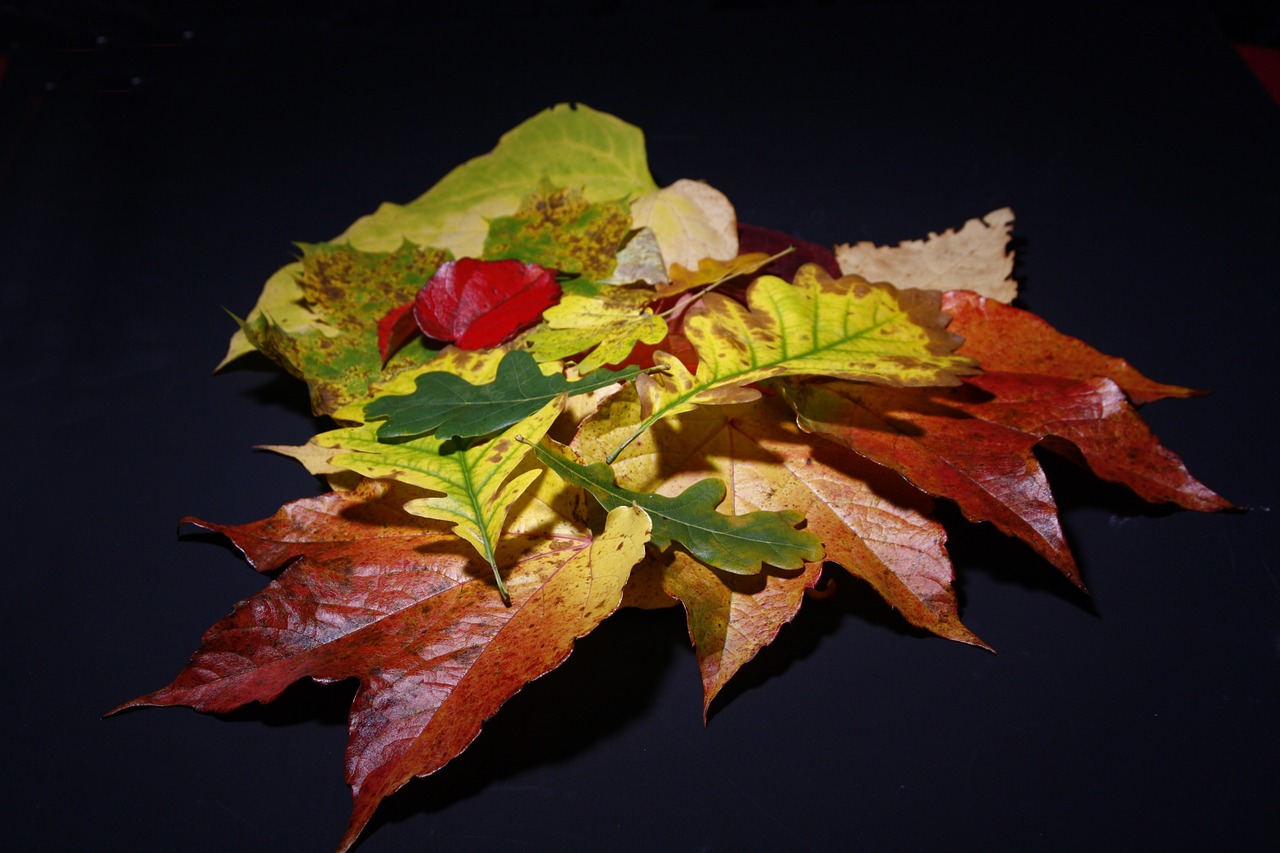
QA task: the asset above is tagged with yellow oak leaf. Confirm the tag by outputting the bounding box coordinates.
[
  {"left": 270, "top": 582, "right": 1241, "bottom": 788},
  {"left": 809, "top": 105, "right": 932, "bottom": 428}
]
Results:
[{"left": 527, "top": 287, "right": 668, "bottom": 373}]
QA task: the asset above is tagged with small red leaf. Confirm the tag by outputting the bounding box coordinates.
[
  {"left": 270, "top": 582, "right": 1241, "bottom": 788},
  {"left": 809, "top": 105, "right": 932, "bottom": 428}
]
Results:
[
  {"left": 412, "top": 258, "right": 560, "bottom": 350},
  {"left": 376, "top": 299, "right": 419, "bottom": 364}
]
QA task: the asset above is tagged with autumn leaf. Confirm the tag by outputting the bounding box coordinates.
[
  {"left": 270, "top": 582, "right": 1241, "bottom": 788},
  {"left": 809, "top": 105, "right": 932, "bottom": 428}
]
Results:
[
  {"left": 412, "top": 258, "right": 561, "bottom": 351},
  {"left": 629, "top": 178, "right": 738, "bottom": 273},
  {"left": 610, "top": 263, "right": 975, "bottom": 460},
  {"left": 364, "top": 349, "right": 644, "bottom": 440},
  {"left": 524, "top": 436, "right": 824, "bottom": 575},
  {"left": 482, "top": 183, "right": 631, "bottom": 281},
  {"left": 943, "top": 289, "right": 1202, "bottom": 403},
  {"left": 114, "top": 477, "right": 651, "bottom": 853},
  {"left": 574, "top": 387, "right": 983, "bottom": 711},
  {"left": 222, "top": 103, "right": 657, "bottom": 366},
  {"left": 526, "top": 286, "right": 669, "bottom": 373},
  {"left": 317, "top": 397, "right": 564, "bottom": 603},
  {"left": 239, "top": 241, "right": 451, "bottom": 415},
  {"left": 657, "top": 251, "right": 780, "bottom": 298},
  {"left": 602, "top": 227, "right": 668, "bottom": 285},
  {"left": 835, "top": 208, "right": 1017, "bottom": 302}
]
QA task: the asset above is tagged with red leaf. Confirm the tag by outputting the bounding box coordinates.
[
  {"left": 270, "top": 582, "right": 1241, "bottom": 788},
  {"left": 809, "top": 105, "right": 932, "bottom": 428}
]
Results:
[
  {"left": 375, "top": 298, "right": 419, "bottom": 364},
  {"left": 943, "top": 290, "right": 1202, "bottom": 403},
  {"left": 114, "top": 479, "right": 649, "bottom": 853},
  {"left": 412, "top": 258, "right": 561, "bottom": 350}
]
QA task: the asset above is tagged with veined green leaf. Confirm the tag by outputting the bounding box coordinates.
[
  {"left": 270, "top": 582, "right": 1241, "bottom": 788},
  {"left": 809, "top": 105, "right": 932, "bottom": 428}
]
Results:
[
  {"left": 522, "top": 439, "right": 823, "bottom": 575},
  {"left": 365, "top": 350, "right": 643, "bottom": 440}
]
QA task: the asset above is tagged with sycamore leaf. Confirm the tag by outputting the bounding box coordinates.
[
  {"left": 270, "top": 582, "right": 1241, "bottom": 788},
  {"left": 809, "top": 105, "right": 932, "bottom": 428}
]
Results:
[
  {"left": 240, "top": 242, "right": 451, "bottom": 415},
  {"left": 114, "top": 478, "right": 650, "bottom": 853},
  {"left": 317, "top": 397, "right": 564, "bottom": 603},
  {"left": 835, "top": 208, "right": 1017, "bottom": 302},
  {"left": 526, "top": 286, "right": 669, "bottom": 373},
  {"left": 482, "top": 184, "right": 631, "bottom": 281},
  {"left": 943, "top": 290, "right": 1202, "bottom": 403},
  {"left": 411, "top": 258, "right": 561, "bottom": 351},
  {"left": 524, "top": 436, "right": 824, "bottom": 575},
  {"left": 574, "top": 387, "right": 983, "bottom": 711},
  {"left": 222, "top": 103, "right": 657, "bottom": 366},
  {"left": 629, "top": 178, "right": 738, "bottom": 273},
  {"left": 364, "top": 349, "right": 643, "bottom": 440},
  {"left": 610, "top": 263, "right": 975, "bottom": 461}
]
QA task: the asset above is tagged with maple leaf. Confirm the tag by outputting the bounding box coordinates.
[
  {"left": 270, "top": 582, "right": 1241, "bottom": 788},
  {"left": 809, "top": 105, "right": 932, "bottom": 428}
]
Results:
[
  {"left": 412, "top": 257, "right": 561, "bottom": 351},
  {"left": 364, "top": 349, "right": 644, "bottom": 440},
  {"left": 835, "top": 208, "right": 1017, "bottom": 302},
  {"left": 574, "top": 387, "right": 983, "bottom": 711},
  {"left": 113, "top": 477, "right": 651, "bottom": 853},
  {"left": 525, "top": 436, "right": 825, "bottom": 575},
  {"left": 610, "top": 263, "right": 975, "bottom": 461},
  {"left": 526, "top": 286, "right": 669, "bottom": 373},
  {"left": 482, "top": 183, "right": 632, "bottom": 281},
  {"left": 629, "top": 178, "right": 739, "bottom": 273},
  {"left": 239, "top": 241, "right": 451, "bottom": 415},
  {"left": 317, "top": 397, "right": 564, "bottom": 603}
]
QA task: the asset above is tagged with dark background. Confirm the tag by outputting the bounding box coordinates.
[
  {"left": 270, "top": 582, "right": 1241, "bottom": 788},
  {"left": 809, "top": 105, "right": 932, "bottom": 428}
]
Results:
[{"left": 3, "top": 2, "right": 1278, "bottom": 851}]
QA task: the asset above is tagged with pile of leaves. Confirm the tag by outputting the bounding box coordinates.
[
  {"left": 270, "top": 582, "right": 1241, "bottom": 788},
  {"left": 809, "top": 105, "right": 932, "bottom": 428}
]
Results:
[{"left": 113, "top": 104, "right": 1229, "bottom": 852}]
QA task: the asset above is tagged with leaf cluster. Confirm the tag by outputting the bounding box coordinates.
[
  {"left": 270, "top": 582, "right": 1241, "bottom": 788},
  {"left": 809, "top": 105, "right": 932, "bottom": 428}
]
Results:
[{"left": 118, "top": 104, "right": 1231, "bottom": 853}]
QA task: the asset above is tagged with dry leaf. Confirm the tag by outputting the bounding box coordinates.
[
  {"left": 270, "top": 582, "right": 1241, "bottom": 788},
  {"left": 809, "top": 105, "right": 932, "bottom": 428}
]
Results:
[{"left": 835, "top": 208, "right": 1016, "bottom": 302}]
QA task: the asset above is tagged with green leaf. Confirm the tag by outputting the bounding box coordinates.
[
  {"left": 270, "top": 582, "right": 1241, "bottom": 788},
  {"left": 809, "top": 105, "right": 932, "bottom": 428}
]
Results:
[
  {"left": 365, "top": 349, "right": 644, "bottom": 440},
  {"left": 483, "top": 184, "right": 632, "bottom": 281},
  {"left": 223, "top": 103, "right": 658, "bottom": 367},
  {"left": 317, "top": 398, "right": 565, "bottom": 603},
  {"left": 340, "top": 103, "right": 657, "bottom": 259},
  {"left": 522, "top": 439, "right": 824, "bottom": 575},
  {"left": 526, "top": 287, "right": 668, "bottom": 374},
  {"left": 239, "top": 241, "right": 450, "bottom": 415}
]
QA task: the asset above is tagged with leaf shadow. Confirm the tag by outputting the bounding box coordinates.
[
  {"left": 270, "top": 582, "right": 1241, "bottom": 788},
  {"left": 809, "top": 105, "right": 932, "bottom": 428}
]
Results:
[{"left": 358, "top": 605, "right": 691, "bottom": 842}]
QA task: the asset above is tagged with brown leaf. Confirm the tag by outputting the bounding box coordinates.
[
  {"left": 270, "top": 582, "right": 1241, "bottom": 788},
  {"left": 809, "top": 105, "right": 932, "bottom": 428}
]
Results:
[{"left": 114, "top": 479, "right": 650, "bottom": 853}]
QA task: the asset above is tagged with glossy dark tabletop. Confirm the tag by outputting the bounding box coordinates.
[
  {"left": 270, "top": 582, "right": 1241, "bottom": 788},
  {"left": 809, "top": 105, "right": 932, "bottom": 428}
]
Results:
[{"left": 3, "top": 2, "right": 1277, "bottom": 851}]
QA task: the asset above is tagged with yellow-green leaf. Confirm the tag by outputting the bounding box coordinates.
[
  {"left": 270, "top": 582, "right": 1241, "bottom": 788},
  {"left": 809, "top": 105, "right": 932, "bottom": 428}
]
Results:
[
  {"left": 482, "top": 184, "right": 631, "bottom": 281},
  {"left": 609, "top": 263, "right": 974, "bottom": 460},
  {"left": 629, "top": 179, "right": 738, "bottom": 273},
  {"left": 317, "top": 398, "right": 564, "bottom": 603},
  {"left": 527, "top": 287, "right": 669, "bottom": 373}
]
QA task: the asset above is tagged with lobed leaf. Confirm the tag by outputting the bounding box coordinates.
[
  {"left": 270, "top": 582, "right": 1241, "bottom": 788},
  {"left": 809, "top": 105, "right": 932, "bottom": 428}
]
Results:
[
  {"left": 364, "top": 349, "right": 643, "bottom": 440},
  {"left": 526, "top": 286, "right": 669, "bottom": 373},
  {"left": 525, "top": 436, "right": 824, "bottom": 575},
  {"left": 482, "top": 183, "right": 632, "bottom": 281},
  {"left": 115, "top": 480, "right": 650, "bottom": 853}
]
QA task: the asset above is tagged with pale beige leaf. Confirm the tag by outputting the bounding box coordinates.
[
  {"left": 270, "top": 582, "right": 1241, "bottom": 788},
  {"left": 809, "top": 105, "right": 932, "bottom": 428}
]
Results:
[
  {"left": 629, "top": 179, "right": 738, "bottom": 273},
  {"left": 835, "top": 208, "right": 1016, "bottom": 303}
]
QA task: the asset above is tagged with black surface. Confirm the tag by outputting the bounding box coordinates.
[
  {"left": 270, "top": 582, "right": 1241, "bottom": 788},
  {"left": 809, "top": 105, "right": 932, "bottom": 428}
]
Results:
[{"left": 4, "top": 2, "right": 1278, "bottom": 851}]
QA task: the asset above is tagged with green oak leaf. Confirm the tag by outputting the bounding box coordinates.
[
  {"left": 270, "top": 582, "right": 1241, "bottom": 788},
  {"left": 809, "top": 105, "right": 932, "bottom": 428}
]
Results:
[
  {"left": 318, "top": 398, "right": 564, "bottom": 604},
  {"left": 242, "top": 241, "right": 450, "bottom": 415},
  {"left": 365, "top": 350, "right": 644, "bottom": 440},
  {"left": 522, "top": 439, "right": 824, "bottom": 575},
  {"left": 483, "top": 184, "right": 631, "bottom": 282}
]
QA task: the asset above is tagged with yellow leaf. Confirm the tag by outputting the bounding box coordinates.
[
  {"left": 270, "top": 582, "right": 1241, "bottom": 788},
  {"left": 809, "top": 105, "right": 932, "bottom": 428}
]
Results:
[
  {"left": 316, "top": 397, "right": 565, "bottom": 602},
  {"left": 835, "top": 207, "right": 1017, "bottom": 302},
  {"left": 608, "top": 264, "right": 974, "bottom": 461},
  {"left": 527, "top": 288, "right": 668, "bottom": 373},
  {"left": 629, "top": 179, "right": 738, "bottom": 273}
]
